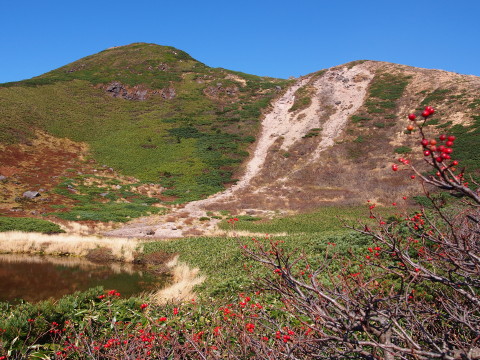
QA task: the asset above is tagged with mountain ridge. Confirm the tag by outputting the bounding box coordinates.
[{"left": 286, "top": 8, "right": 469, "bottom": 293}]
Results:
[{"left": 1, "top": 43, "right": 479, "bottom": 234}]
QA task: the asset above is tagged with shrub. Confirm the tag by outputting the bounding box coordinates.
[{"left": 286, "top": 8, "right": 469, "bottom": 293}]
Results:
[
  {"left": 0, "top": 217, "right": 64, "bottom": 234},
  {"left": 240, "top": 106, "right": 479, "bottom": 359},
  {"left": 393, "top": 146, "right": 412, "bottom": 154}
]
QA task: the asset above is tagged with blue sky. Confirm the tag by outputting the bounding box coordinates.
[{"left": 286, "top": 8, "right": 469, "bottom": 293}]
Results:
[{"left": 1, "top": 0, "right": 479, "bottom": 83}]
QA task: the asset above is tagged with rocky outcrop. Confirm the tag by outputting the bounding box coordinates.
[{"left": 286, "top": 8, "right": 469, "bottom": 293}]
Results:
[
  {"left": 203, "top": 83, "right": 239, "bottom": 101},
  {"left": 103, "top": 82, "right": 176, "bottom": 101},
  {"left": 22, "top": 191, "right": 41, "bottom": 199},
  {"left": 160, "top": 87, "right": 176, "bottom": 100}
]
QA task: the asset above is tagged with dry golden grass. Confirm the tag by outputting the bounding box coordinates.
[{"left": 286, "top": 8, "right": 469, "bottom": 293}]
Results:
[
  {"left": 149, "top": 255, "right": 205, "bottom": 305},
  {"left": 0, "top": 231, "right": 141, "bottom": 262},
  {"left": 56, "top": 220, "right": 118, "bottom": 236}
]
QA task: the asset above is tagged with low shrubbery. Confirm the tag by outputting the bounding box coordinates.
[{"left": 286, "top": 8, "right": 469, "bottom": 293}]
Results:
[
  {"left": 0, "top": 217, "right": 64, "bottom": 234},
  {"left": 1, "top": 107, "right": 478, "bottom": 359}
]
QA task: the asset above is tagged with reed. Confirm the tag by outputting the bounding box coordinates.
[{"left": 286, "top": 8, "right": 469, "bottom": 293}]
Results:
[{"left": 0, "top": 231, "right": 141, "bottom": 262}]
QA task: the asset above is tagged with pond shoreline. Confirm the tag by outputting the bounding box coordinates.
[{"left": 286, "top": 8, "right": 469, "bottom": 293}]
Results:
[{"left": 0, "top": 231, "right": 204, "bottom": 304}]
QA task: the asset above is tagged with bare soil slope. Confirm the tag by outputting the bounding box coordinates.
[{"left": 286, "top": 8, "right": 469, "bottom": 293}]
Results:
[{"left": 106, "top": 61, "right": 480, "bottom": 238}]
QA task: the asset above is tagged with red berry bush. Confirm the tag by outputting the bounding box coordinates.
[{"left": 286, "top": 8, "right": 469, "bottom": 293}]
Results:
[{"left": 242, "top": 107, "right": 479, "bottom": 359}]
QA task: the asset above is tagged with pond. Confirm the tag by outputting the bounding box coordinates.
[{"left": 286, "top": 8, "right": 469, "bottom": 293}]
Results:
[{"left": 0, "top": 254, "right": 170, "bottom": 303}]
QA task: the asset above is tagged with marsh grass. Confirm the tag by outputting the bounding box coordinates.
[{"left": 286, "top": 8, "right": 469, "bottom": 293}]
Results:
[
  {"left": 149, "top": 256, "right": 205, "bottom": 304},
  {"left": 0, "top": 231, "right": 141, "bottom": 262}
]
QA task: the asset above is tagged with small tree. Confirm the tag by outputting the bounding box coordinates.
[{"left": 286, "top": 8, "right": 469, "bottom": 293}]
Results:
[{"left": 243, "top": 106, "right": 479, "bottom": 359}]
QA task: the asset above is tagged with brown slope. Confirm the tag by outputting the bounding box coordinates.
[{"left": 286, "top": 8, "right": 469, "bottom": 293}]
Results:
[
  {"left": 107, "top": 61, "right": 480, "bottom": 238},
  {"left": 203, "top": 60, "right": 480, "bottom": 211}
]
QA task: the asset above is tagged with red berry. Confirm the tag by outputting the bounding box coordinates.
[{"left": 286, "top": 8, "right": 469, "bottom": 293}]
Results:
[
  {"left": 410, "top": 175, "right": 416, "bottom": 179},
  {"left": 421, "top": 110, "right": 430, "bottom": 118},
  {"left": 441, "top": 153, "right": 450, "bottom": 160},
  {"left": 439, "top": 134, "right": 447, "bottom": 141},
  {"left": 447, "top": 135, "right": 456, "bottom": 141},
  {"left": 406, "top": 125, "right": 414, "bottom": 131},
  {"left": 392, "top": 164, "right": 398, "bottom": 171},
  {"left": 445, "top": 141, "right": 454, "bottom": 147},
  {"left": 408, "top": 113, "right": 417, "bottom": 121},
  {"left": 452, "top": 160, "right": 459, "bottom": 166},
  {"left": 430, "top": 145, "right": 437, "bottom": 152},
  {"left": 435, "top": 156, "right": 443, "bottom": 162},
  {"left": 423, "top": 150, "right": 431, "bottom": 156},
  {"left": 421, "top": 139, "right": 429, "bottom": 147},
  {"left": 437, "top": 145, "right": 445, "bottom": 152},
  {"left": 445, "top": 148, "right": 453, "bottom": 154},
  {"left": 429, "top": 139, "right": 437, "bottom": 145},
  {"left": 425, "top": 106, "right": 435, "bottom": 115}
]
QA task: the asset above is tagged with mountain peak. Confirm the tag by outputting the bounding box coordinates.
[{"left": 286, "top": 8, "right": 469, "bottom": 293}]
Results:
[{"left": 7, "top": 42, "right": 204, "bottom": 89}]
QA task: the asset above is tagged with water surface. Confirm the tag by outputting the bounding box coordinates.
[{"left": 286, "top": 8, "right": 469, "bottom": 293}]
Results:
[{"left": 0, "top": 254, "right": 169, "bottom": 303}]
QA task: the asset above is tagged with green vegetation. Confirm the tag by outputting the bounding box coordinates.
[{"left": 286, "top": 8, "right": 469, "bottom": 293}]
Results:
[
  {"left": 468, "top": 98, "right": 480, "bottom": 110},
  {"left": 144, "top": 232, "right": 369, "bottom": 298},
  {"left": 345, "top": 60, "right": 367, "bottom": 69},
  {"left": 50, "top": 175, "right": 165, "bottom": 222},
  {"left": 0, "top": 43, "right": 290, "bottom": 202},
  {"left": 289, "top": 85, "right": 313, "bottom": 112},
  {"left": 0, "top": 217, "right": 65, "bottom": 233},
  {"left": 1, "top": 43, "right": 198, "bottom": 89},
  {"left": 52, "top": 202, "right": 164, "bottom": 222},
  {"left": 302, "top": 128, "right": 321, "bottom": 138},
  {"left": 394, "top": 146, "right": 412, "bottom": 154},
  {"left": 350, "top": 115, "right": 371, "bottom": 124},
  {"left": 437, "top": 120, "right": 453, "bottom": 129},
  {"left": 143, "top": 206, "right": 384, "bottom": 297},
  {"left": 365, "top": 73, "right": 411, "bottom": 114},
  {"left": 420, "top": 88, "right": 451, "bottom": 106},
  {"left": 217, "top": 206, "right": 395, "bottom": 235},
  {"left": 449, "top": 115, "right": 480, "bottom": 179}
]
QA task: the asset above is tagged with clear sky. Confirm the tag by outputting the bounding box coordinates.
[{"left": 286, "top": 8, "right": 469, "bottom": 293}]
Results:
[{"left": 1, "top": 0, "right": 479, "bottom": 83}]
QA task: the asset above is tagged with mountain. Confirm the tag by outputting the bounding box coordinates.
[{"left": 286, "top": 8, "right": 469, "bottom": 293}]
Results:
[
  {"left": 198, "top": 61, "right": 480, "bottom": 212},
  {"left": 1, "top": 43, "right": 479, "bottom": 228},
  {"left": 0, "top": 43, "right": 289, "bottom": 209}
]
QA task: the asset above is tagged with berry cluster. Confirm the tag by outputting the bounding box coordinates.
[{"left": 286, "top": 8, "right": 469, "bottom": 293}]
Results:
[
  {"left": 392, "top": 106, "right": 469, "bottom": 189},
  {"left": 420, "top": 134, "right": 457, "bottom": 165},
  {"left": 407, "top": 106, "right": 460, "bottom": 169}
]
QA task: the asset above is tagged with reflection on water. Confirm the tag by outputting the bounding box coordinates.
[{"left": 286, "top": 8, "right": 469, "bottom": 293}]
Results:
[{"left": 0, "top": 254, "right": 170, "bottom": 303}]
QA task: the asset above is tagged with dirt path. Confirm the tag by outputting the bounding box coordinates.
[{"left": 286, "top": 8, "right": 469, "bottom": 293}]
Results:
[{"left": 105, "top": 63, "right": 374, "bottom": 238}]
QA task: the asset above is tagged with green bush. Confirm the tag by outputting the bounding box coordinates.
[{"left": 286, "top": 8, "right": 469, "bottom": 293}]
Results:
[
  {"left": 0, "top": 217, "right": 65, "bottom": 234},
  {"left": 394, "top": 146, "right": 412, "bottom": 154}
]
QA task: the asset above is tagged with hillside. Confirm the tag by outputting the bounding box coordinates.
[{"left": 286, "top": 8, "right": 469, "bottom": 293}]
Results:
[
  {"left": 203, "top": 60, "right": 480, "bottom": 210},
  {"left": 0, "top": 43, "right": 289, "bottom": 221},
  {"left": 1, "top": 44, "right": 479, "bottom": 233},
  {"left": 106, "top": 60, "right": 480, "bottom": 238}
]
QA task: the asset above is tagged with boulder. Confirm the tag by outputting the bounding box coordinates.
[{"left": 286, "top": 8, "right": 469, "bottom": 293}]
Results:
[{"left": 23, "top": 191, "right": 41, "bottom": 199}]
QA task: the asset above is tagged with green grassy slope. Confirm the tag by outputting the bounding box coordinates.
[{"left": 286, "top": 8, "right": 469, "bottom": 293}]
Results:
[{"left": 0, "top": 43, "right": 290, "bottom": 202}]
